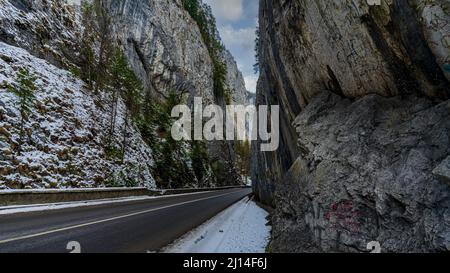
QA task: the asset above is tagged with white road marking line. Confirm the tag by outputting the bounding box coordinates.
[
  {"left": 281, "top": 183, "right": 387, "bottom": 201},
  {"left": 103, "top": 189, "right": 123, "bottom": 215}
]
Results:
[{"left": 0, "top": 190, "right": 245, "bottom": 245}]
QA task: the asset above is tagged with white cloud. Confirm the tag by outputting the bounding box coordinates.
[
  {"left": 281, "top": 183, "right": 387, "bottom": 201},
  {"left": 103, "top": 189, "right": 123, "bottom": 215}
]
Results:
[
  {"left": 66, "top": 0, "right": 81, "bottom": 5},
  {"left": 204, "top": 0, "right": 259, "bottom": 94},
  {"left": 219, "top": 25, "right": 256, "bottom": 51},
  {"left": 205, "top": 0, "right": 244, "bottom": 22},
  {"left": 216, "top": 25, "right": 258, "bottom": 92},
  {"left": 244, "top": 75, "right": 258, "bottom": 93}
]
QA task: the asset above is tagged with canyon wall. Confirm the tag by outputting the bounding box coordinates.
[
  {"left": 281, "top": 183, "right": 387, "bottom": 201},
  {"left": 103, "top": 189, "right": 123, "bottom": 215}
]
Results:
[
  {"left": 253, "top": 0, "right": 450, "bottom": 252},
  {"left": 0, "top": 0, "right": 246, "bottom": 189},
  {"left": 105, "top": 0, "right": 247, "bottom": 186}
]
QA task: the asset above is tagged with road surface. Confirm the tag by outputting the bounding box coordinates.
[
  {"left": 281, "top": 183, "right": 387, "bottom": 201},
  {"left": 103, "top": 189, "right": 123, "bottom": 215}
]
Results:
[{"left": 0, "top": 188, "right": 252, "bottom": 253}]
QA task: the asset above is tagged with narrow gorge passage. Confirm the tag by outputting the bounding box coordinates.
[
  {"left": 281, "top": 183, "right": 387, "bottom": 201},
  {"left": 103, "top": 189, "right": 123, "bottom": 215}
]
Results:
[{"left": 0, "top": 0, "right": 449, "bottom": 256}]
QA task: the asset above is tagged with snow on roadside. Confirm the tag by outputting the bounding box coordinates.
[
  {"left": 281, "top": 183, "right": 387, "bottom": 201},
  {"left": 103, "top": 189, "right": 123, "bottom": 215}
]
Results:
[{"left": 163, "top": 197, "right": 271, "bottom": 253}]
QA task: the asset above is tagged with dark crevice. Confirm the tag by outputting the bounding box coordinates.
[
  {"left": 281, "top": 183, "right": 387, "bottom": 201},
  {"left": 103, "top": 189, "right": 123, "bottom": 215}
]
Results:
[
  {"left": 129, "top": 38, "right": 168, "bottom": 99},
  {"left": 326, "top": 65, "right": 344, "bottom": 97},
  {"left": 129, "top": 38, "right": 150, "bottom": 73},
  {"left": 390, "top": 0, "right": 449, "bottom": 98},
  {"left": 265, "top": 0, "right": 302, "bottom": 116},
  {"left": 361, "top": 13, "right": 420, "bottom": 97}
]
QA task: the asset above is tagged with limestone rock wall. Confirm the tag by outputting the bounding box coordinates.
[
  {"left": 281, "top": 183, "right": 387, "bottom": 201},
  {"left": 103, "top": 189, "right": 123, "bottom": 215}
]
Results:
[
  {"left": 253, "top": 0, "right": 450, "bottom": 252},
  {"left": 0, "top": 0, "right": 247, "bottom": 189}
]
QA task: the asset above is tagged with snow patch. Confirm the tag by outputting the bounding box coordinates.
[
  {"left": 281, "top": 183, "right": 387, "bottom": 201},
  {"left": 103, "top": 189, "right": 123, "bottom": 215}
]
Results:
[{"left": 164, "top": 197, "right": 271, "bottom": 253}]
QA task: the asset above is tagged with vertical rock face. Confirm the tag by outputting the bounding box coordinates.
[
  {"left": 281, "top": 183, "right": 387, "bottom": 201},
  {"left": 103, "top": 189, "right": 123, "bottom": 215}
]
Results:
[
  {"left": 221, "top": 49, "right": 248, "bottom": 105},
  {"left": 254, "top": 0, "right": 450, "bottom": 252},
  {"left": 104, "top": 0, "right": 246, "bottom": 186},
  {"left": 105, "top": 0, "right": 215, "bottom": 103},
  {"left": 106, "top": 0, "right": 248, "bottom": 105}
]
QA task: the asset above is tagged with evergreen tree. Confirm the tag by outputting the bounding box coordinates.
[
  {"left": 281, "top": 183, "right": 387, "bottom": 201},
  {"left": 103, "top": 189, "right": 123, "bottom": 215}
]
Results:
[
  {"left": 80, "top": 1, "right": 97, "bottom": 88},
  {"left": 108, "top": 50, "right": 127, "bottom": 146},
  {"left": 8, "top": 68, "right": 37, "bottom": 155},
  {"left": 78, "top": 0, "right": 114, "bottom": 93},
  {"left": 93, "top": 0, "right": 114, "bottom": 93},
  {"left": 254, "top": 27, "right": 260, "bottom": 74},
  {"left": 236, "top": 139, "right": 252, "bottom": 182},
  {"left": 107, "top": 50, "right": 143, "bottom": 161},
  {"left": 191, "top": 140, "right": 210, "bottom": 187},
  {"left": 137, "top": 90, "right": 201, "bottom": 189},
  {"left": 120, "top": 57, "right": 143, "bottom": 159},
  {"left": 181, "top": 0, "right": 227, "bottom": 101}
]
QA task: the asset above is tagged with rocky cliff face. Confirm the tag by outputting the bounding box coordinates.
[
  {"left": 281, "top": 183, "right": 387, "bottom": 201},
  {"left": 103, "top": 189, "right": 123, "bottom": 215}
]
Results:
[
  {"left": 106, "top": 0, "right": 247, "bottom": 105},
  {"left": 1, "top": 0, "right": 247, "bottom": 104},
  {"left": 105, "top": 0, "right": 214, "bottom": 102},
  {"left": 0, "top": 0, "right": 143, "bottom": 189},
  {"left": 222, "top": 49, "right": 248, "bottom": 105},
  {"left": 0, "top": 42, "right": 156, "bottom": 189},
  {"left": 0, "top": 0, "right": 83, "bottom": 69},
  {"left": 105, "top": 0, "right": 246, "bottom": 186},
  {"left": 0, "top": 0, "right": 247, "bottom": 189},
  {"left": 253, "top": 0, "right": 450, "bottom": 252}
]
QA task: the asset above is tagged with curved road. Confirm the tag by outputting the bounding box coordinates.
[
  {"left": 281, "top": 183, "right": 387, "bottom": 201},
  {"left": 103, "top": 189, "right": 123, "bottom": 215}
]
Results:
[{"left": 0, "top": 188, "right": 251, "bottom": 253}]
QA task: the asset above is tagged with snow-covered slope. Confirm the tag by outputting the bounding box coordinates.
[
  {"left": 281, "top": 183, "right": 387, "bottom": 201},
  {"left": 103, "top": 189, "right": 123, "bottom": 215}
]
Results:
[
  {"left": 0, "top": 0, "right": 82, "bottom": 69},
  {"left": 0, "top": 0, "right": 249, "bottom": 190},
  {"left": 0, "top": 42, "right": 155, "bottom": 189}
]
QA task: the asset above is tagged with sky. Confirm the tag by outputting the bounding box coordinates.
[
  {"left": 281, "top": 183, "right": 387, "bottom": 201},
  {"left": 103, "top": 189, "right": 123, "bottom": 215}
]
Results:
[{"left": 204, "top": 0, "right": 259, "bottom": 93}]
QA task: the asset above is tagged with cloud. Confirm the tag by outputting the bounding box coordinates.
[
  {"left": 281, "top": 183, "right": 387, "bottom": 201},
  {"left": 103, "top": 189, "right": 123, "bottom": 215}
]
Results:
[
  {"left": 66, "top": 0, "right": 81, "bottom": 5},
  {"left": 219, "top": 25, "right": 256, "bottom": 51},
  {"left": 218, "top": 25, "right": 258, "bottom": 92},
  {"left": 204, "top": 0, "right": 259, "bottom": 93},
  {"left": 244, "top": 75, "right": 258, "bottom": 93},
  {"left": 205, "top": 0, "right": 244, "bottom": 22}
]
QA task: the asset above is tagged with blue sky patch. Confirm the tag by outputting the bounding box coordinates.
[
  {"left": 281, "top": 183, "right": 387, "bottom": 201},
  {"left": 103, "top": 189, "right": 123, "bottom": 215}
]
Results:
[{"left": 205, "top": 0, "right": 259, "bottom": 93}]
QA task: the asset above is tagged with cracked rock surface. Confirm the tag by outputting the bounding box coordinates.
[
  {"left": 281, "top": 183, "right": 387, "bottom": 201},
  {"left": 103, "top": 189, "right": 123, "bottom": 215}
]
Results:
[{"left": 253, "top": 0, "right": 450, "bottom": 252}]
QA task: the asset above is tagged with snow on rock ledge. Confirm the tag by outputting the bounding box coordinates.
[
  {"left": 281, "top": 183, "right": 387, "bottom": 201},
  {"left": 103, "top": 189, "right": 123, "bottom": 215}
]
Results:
[{"left": 0, "top": 42, "right": 155, "bottom": 190}]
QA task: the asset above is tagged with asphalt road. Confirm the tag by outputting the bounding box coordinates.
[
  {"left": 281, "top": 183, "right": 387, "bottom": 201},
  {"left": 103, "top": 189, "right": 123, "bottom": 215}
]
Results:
[{"left": 0, "top": 188, "right": 252, "bottom": 253}]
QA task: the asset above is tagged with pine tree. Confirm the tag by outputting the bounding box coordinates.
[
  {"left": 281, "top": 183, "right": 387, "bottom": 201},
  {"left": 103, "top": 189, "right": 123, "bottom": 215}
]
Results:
[
  {"left": 181, "top": 0, "right": 227, "bottom": 101},
  {"left": 137, "top": 90, "right": 199, "bottom": 189},
  {"left": 108, "top": 50, "right": 127, "bottom": 146},
  {"left": 93, "top": 0, "right": 114, "bottom": 93},
  {"left": 254, "top": 27, "right": 260, "bottom": 74},
  {"left": 79, "top": 0, "right": 114, "bottom": 93},
  {"left": 80, "top": 1, "right": 97, "bottom": 88},
  {"left": 191, "top": 140, "right": 210, "bottom": 187},
  {"left": 8, "top": 68, "right": 37, "bottom": 155},
  {"left": 107, "top": 50, "right": 143, "bottom": 161},
  {"left": 236, "top": 139, "right": 251, "bottom": 182},
  {"left": 120, "top": 57, "right": 143, "bottom": 160}
]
